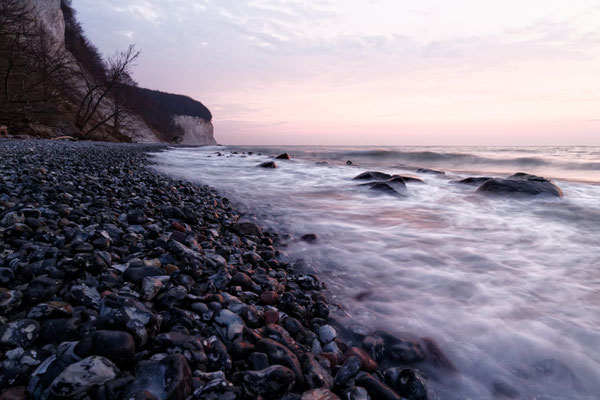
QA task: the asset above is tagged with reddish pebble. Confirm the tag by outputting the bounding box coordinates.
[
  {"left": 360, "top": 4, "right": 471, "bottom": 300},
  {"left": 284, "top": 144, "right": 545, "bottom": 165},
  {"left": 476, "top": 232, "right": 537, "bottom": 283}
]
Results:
[
  {"left": 100, "top": 290, "right": 112, "bottom": 298},
  {"left": 320, "top": 352, "right": 339, "bottom": 367},
  {"left": 0, "top": 386, "right": 27, "bottom": 400},
  {"left": 264, "top": 309, "right": 279, "bottom": 324},
  {"left": 165, "top": 264, "right": 179, "bottom": 274},
  {"left": 343, "top": 347, "right": 378, "bottom": 372},
  {"left": 259, "top": 291, "right": 279, "bottom": 305},
  {"left": 171, "top": 221, "right": 188, "bottom": 233}
]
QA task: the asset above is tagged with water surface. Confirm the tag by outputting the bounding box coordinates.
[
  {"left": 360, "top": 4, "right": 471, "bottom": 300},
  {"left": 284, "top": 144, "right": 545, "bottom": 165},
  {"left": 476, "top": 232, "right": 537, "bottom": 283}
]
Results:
[{"left": 153, "top": 146, "right": 600, "bottom": 399}]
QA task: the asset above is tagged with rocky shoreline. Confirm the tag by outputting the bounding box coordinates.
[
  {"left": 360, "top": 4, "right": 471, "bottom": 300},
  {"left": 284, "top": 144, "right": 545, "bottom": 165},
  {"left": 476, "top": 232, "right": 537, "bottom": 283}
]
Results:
[{"left": 0, "top": 140, "right": 430, "bottom": 400}]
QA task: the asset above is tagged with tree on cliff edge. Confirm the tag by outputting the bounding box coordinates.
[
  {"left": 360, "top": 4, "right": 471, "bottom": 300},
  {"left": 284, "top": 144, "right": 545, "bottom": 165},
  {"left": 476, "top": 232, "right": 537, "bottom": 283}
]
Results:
[
  {"left": 0, "top": 0, "right": 75, "bottom": 130},
  {"left": 74, "top": 44, "right": 140, "bottom": 136}
]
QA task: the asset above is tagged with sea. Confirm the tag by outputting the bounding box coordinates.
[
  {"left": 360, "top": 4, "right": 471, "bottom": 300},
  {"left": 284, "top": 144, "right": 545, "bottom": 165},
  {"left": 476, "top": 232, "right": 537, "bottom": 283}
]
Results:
[{"left": 152, "top": 145, "right": 600, "bottom": 400}]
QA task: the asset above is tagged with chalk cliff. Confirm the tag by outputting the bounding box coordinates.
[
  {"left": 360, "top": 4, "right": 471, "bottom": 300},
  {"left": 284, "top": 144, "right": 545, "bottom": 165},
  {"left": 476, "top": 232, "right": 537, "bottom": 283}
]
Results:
[
  {"left": 16, "top": 0, "right": 215, "bottom": 144},
  {"left": 174, "top": 116, "right": 217, "bottom": 145}
]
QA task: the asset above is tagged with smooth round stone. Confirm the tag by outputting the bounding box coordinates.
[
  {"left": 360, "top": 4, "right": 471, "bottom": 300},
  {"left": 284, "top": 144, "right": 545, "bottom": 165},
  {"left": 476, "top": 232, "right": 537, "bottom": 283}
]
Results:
[
  {"left": 259, "top": 291, "right": 279, "bottom": 305},
  {"left": 75, "top": 330, "right": 136, "bottom": 366},
  {"left": 319, "top": 325, "right": 337, "bottom": 344},
  {"left": 264, "top": 309, "right": 279, "bottom": 325}
]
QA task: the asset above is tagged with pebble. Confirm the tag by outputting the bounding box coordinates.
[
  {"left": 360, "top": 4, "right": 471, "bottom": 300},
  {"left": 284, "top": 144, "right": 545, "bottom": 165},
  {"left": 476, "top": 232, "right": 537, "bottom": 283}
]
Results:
[
  {"left": 241, "top": 365, "right": 296, "bottom": 398},
  {"left": 0, "top": 319, "right": 41, "bottom": 349},
  {"left": 48, "top": 356, "right": 118, "bottom": 397}
]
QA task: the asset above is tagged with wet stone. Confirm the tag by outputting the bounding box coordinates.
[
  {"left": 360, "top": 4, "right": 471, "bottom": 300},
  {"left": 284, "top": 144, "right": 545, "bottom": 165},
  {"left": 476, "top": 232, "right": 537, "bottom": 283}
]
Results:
[
  {"left": 260, "top": 290, "right": 279, "bottom": 305},
  {"left": 249, "top": 352, "right": 270, "bottom": 371},
  {"left": 214, "top": 309, "right": 245, "bottom": 342},
  {"left": 334, "top": 356, "right": 362, "bottom": 387},
  {"left": 48, "top": 356, "right": 118, "bottom": 398},
  {"left": 0, "top": 319, "right": 41, "bottom": 349},
  {"left": 75, "top": 330, "right": 136, "bottom": 366},
  {"left": 122, "top": 354, "right": 192, "bottom": 400},
  {"left": 301, "top": 388, "right": 341, "bottom": 400},
  {"left": 258, "top": 161, "right": 277, "bottom": 168},
  {"left": 353, "top": 171, "right": 392, "bottom": 180},
  {"left": 241, "top": 365, "right": 296, "bottom": 399}
]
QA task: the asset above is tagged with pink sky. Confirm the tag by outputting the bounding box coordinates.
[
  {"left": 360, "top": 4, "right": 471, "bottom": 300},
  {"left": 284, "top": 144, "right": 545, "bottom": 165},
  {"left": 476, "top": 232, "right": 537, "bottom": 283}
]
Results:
[{"left": 76, "top": 0, "right": 600, "bottom": 145}]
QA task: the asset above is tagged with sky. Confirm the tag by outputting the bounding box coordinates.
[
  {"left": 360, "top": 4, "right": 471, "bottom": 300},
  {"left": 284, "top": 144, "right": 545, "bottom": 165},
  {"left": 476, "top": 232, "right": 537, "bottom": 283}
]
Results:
[{"left": 74, "top": 0, "right": 600, "bottom": 145}]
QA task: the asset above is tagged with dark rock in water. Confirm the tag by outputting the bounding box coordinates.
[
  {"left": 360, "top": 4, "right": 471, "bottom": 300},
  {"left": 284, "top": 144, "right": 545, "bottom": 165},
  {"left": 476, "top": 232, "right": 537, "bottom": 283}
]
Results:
[
  {"left": 0, "top": 319, "right": 41, "bottom": 348},
  {"left": 75, "top": 330, "right": 136, "bottom": 366},
  {"left": 346, "top": 160, "right": 353, "bottom": 165},
  {"left": 234, "top": 219, "right": 263, "bottom": 236},
  {"left": 476, "top": 173, "right": 563, "bottom": 197},
  {"left": 258, "top": 161, "right": 277, "bottom": 168},
  {"left": 334, "top": 356, "right": 362, "bottom": 387},
  {"left": 493, "top": 380, "right": 520, "bottom": 398},
  {"left": 387, "top": 176, "right": 406, "bottom": 185},
  {"left": 49, "top": 356, "right": 118, "bottom": 398},
  {"left": 123, "top": 355, "right": 192, "bottom": 399},
  {"left": 359, "top": 182, "right": 400, "bottom": 195},
  {"left": 301, "top": 388, "right": 341, "bottom": 399},
  {"left": 389, "top": 340, "right": 425, "bottom": 363},
  {"left": 353, "top": 171, "right": 392, "bottom": 180},
  {"left": 241, "top": 365, "right": 296, "bottom": 398},
  {"left": 450, "top": 177, "right": 492, "bottom": 186},
  {"left": 397, "top": 369, "right": 428, "bottom": 400},
  {"left": 301, "top": 233, "right": 318, "bottom": 243},
  {"left": 355, "top": 372, "right": 401, "bottom": 400},
  {"left": 391, "top": 175, "right": 425, "bottom": 184},
  {"left": 422, "top": 337, "right": 457, "bottom": 372},
  {"left": 416, "top": 168, "right": 444, "bottom": 175},
  {"left": 362, "top": 335, "right": 385, "bottom": 361},
  {"left": 276, "top": 153, "right": 291, "bottom": 160}
]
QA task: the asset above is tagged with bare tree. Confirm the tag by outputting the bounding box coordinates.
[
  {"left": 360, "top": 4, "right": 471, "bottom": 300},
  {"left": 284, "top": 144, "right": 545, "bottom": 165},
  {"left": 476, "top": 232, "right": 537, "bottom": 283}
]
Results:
[
  {"left": 0, "top": 0, "right": 76, "bottom": 127},
  {"left": 75, "top": 44, "right": 140, "bottom": 136}
]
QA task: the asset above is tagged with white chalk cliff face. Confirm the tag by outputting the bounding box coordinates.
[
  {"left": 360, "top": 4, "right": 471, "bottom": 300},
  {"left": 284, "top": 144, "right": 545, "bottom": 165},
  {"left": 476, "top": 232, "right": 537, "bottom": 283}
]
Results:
[
  {"left": 31, "top": 0, "right": 65, "bottom": 46},
  {"left": 174, "top": 115, "right": 217, "bottom": 145}
]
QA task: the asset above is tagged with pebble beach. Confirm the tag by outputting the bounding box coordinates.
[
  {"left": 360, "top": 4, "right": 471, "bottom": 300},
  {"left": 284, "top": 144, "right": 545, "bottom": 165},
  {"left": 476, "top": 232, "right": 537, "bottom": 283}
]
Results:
[{"left": 0, "top": 140, "right": 430, "bottom": 400}]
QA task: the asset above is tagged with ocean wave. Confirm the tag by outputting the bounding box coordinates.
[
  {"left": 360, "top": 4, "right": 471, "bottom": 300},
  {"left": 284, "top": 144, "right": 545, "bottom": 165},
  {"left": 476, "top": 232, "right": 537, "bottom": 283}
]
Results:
[{"left": 339, "top": 149, "right": 599, "bottom": 171}]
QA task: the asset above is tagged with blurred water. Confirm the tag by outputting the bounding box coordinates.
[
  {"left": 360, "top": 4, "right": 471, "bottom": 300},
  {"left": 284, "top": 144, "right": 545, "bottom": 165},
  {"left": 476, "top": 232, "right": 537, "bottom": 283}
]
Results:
[{"left": 153, "top": 145, "right": 600, "bottom": 399}]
